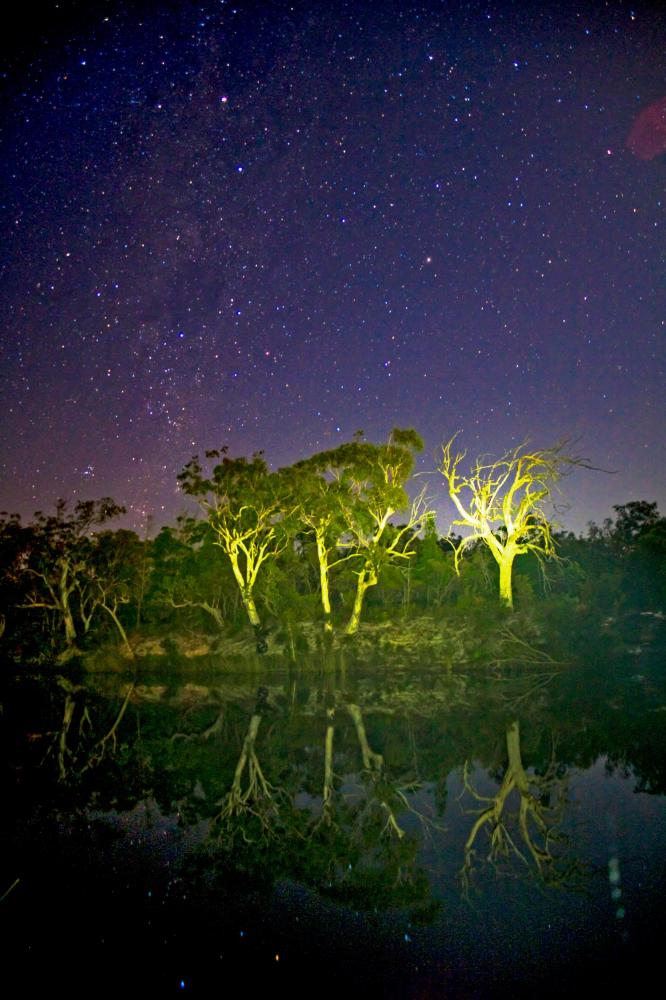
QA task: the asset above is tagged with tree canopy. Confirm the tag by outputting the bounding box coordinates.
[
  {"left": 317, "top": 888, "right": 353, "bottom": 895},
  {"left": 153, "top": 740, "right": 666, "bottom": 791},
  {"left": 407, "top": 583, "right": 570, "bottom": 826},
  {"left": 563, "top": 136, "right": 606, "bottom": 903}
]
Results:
[
  {"left": 2, "top": 427, "right": 663, "bottom": 664},
  {"left": 439, "top": 437, "right": 581, "bottom": 608}
]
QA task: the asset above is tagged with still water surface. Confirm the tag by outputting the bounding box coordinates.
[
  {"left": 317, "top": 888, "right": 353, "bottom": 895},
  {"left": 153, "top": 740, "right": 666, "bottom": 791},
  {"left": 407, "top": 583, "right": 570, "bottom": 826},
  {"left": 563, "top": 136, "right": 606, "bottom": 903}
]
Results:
[{"left": 4, "top": 651, "right": 665, "bottom": 997}]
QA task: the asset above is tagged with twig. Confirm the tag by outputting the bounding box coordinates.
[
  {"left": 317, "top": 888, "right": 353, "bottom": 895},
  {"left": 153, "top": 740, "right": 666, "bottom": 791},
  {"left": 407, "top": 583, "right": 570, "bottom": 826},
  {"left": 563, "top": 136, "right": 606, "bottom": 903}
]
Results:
[{"left": 0, "top": 878, "right": 20, "bottom": 902}]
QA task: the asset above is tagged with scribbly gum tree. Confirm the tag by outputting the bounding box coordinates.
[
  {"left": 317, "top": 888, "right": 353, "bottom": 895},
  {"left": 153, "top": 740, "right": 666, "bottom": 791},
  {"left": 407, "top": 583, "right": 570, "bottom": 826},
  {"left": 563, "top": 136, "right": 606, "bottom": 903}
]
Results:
[
  {"left": 340, "top": 428, "right": 430, "bottom": 634},
  {"left": 277, "top": 459, "right": 355, "bottom": 633},
  {"left": 79, "top": 528, "right": 146, "bottom": 656},
  {"left": 439, "top": 437, "right": 578, "bottom": 609},
  {"left": 178, "top": 449, "right": 293, "bottom": 647},
  {"left": 17, "top": 498, "right": 126, "bottom": 651},
  {"left": 279, "top": 429, "right": 429, "bottom": 635}
]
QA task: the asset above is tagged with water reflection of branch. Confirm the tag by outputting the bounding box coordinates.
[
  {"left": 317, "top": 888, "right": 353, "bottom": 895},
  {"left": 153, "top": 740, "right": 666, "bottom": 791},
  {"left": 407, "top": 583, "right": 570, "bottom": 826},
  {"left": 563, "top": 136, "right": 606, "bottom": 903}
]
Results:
[
  {"left": 501, "top": 673, "right": 557, "bottom": 711},
  {"left": 0, "top": 878, "right": 20, "bottom": 903},
  {"left": 79, "top": 682, "right": 135, "bottom": 773},
  {"left": 460, "top": 720, "right": 574, "bottom": 895},
  {"left": 56, "top": 686, "right": 78, "bottom": 780},
  {"left": 41, "top": 677, "right": 84, "bottom": 780},
  {"left": 170, "top": 707, "right": 225, "bottom": 743},
  {"left": 42, "top": 678, "right": 134, "bottom": 779},
  {"left": 347, "top": 703, "right": 441, "bottom": 841},
  {"left": 212, "top": 699, "right": 285, "bottom": 844},
  {"left": 305, "top": 702, "right": 443, "bottom": 906},
  {"left": 489, "top": 626, "right": 561, "bottom": 669},
  {"left": 321, "top": 705, "right": 335, "bottom": 827}
]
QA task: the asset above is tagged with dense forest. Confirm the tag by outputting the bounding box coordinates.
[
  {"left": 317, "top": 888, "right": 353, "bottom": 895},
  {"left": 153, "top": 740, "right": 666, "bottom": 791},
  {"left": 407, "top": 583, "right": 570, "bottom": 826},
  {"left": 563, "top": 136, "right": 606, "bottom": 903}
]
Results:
[{"left": 1, "top": 429, "right": 664, "bottom": 667}]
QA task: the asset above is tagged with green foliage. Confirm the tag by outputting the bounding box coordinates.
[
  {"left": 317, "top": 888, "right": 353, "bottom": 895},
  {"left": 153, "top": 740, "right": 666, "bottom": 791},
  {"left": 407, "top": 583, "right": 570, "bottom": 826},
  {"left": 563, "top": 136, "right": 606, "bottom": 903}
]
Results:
[
  {"left": 583, "top": 501, "right": 666, "bottom": 613},
  {"left": 178, "top": 448, "right": 295, "bottom": 638},
  {"left": 3, "top": 420, "right": 666, "bottom": 666},
  {"left": 1, "top": 498, "right": 130, "bottom": 657},
  {"left": 612, "top": 501, "right": 660, "bottom": 546},
  {"left": 148, "top": 520, "right": 239, "bottom": 630}
]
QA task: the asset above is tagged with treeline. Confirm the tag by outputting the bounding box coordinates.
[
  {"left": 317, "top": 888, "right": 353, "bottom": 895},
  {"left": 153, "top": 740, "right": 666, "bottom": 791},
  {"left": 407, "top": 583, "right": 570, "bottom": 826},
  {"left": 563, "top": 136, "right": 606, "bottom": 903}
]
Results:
[{"left": 0, "top": 429, "right": 664, "bottom": 662}]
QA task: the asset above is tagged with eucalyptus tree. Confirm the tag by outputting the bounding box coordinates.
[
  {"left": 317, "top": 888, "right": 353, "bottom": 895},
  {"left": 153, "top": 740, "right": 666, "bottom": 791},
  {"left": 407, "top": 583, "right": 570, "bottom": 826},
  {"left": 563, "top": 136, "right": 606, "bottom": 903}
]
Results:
[
  {"left": 150, "top": 519, "right": 237, "bottom": 631},
  {"left": 17, "top": 498, "right": 126, "bottom": 651},
  {"left": 280, "top": 446, "right": 366, "bottom": 633},
  {"left": 82, "top": 528, "right": 146, "bottom": 655},
  {"left": 336, "top": 428, "right": 430, "bottom": 634},
  {"left": 177, "top": 448, "right": 294, "bottom": 644},
  {"left": 439, "top": 437, "right": 581, "bottom": 609},
  {"left": 281, "top": 430, "right": 429, "bottom": 635}
]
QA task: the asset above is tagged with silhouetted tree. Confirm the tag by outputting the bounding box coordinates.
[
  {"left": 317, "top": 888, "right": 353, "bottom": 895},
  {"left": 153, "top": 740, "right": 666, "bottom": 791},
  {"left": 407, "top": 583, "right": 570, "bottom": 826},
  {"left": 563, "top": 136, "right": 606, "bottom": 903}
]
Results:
[
  {"left": 16, "top": 498, "right": 126, "bottom": 653},
  {"left": 611, "top": 501, "right": 660, "bottom": 546}
]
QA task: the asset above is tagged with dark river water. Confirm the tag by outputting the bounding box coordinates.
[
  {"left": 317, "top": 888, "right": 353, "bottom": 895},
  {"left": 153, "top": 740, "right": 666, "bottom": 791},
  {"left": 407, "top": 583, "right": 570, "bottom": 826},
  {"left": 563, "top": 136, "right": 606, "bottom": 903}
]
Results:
[{"left": 3, "top": 643, "right": 665, "bottom": 997}]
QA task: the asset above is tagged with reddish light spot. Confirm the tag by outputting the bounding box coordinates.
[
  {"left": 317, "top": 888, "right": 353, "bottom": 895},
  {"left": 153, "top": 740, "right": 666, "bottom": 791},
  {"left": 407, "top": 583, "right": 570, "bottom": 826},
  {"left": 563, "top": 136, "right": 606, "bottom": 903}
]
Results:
[{"left": 627, "top": 97, "right": 666, "bottom": 161}]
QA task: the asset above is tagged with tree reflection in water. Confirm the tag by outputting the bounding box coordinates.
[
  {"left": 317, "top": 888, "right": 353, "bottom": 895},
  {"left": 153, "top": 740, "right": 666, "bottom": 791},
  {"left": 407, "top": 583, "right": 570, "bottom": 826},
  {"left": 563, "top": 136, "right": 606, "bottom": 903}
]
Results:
[
  {"left": 5, "top": 649, "right": 666, "bottom": 995},
  {"left": 459, "top": 719, "right": 580, "bottom": 893}
]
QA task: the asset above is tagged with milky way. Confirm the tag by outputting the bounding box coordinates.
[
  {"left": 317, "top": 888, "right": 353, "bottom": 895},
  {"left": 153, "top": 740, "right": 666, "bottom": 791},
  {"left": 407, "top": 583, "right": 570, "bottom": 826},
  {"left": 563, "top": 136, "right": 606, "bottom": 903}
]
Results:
[{"left": 2, "top": 0, "right": 664, "bottom": 533}]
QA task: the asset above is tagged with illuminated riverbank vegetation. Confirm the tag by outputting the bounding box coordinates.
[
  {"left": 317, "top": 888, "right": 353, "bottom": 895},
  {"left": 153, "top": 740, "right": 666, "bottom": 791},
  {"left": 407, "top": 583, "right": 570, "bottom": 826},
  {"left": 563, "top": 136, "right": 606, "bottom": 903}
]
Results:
[{"left": 1, "top": 430, "right": 664, "bottom": 668}]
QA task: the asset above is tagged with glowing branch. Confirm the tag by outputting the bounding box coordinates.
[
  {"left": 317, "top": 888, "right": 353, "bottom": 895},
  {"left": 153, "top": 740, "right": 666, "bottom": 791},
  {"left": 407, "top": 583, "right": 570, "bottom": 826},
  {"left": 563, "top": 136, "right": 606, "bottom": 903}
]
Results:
[{"left": 439, "top": 436, "right": 588, "bottom": 608}]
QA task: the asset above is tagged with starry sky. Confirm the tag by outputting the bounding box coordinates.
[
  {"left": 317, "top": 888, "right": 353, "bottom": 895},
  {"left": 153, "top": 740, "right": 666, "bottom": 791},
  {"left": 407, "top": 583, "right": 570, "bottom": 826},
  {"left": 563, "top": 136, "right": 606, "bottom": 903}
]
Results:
[{"left": 2, "top": 0, "right": 665, "bottom": 535}]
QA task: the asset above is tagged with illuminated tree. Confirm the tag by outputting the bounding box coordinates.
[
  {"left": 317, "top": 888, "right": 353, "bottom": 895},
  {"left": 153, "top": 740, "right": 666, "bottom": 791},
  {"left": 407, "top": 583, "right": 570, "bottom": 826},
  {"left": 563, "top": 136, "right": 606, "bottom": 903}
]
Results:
[
  {"left": 178, "top": 449, "right": 292, "bottom": 645},
  {"left": 277, "top": 430, "right": 429, "bottom": 635},
  {"left": 277, "top": 459, "right": 353, "bottom": 633},
  {"left": 439, "top": 437, "right": 576, "bottom": 609},
  {"left": 336, "top": 429, "right": 430, "bottom": 634}
]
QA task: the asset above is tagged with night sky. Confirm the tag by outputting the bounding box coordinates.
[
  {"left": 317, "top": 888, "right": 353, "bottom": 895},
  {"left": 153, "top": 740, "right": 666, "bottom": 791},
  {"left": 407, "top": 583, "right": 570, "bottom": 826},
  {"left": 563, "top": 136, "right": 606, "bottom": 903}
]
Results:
[{"left": 2, "top": 0, "right": 665, "bottom": 536}]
